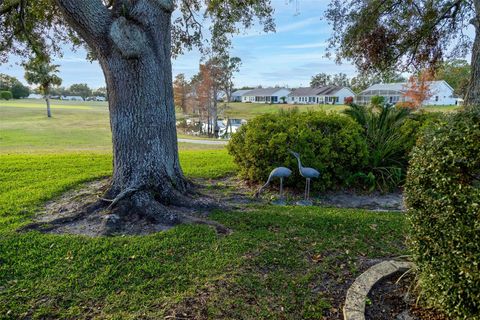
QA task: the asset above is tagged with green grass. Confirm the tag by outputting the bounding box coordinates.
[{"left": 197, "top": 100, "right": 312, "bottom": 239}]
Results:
[
  {"left": 0, "top": 99, "right": 408, "bottom": 318},
  {"left": 0, "top": 152, "right": 406, "bottom": 319},
  {"left": 223, "top": 102, "right": 348, "bottom": 119},
  {"left": 0, "top": 151, "right": 235, "bottom": 228},
  {"left": 0, "top": 101, "right": 225, "bottom": 153},
  {"left": 421, "top": 105, "right": 460, "bottom": 112}
]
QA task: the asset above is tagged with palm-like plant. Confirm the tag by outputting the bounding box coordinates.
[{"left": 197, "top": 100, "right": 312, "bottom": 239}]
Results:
[
  {"left": 24, "top": 59, "right": 62, "bottom": 118},
  {"left": 345, "top": 103, "right": 411, "bottom": 191}
]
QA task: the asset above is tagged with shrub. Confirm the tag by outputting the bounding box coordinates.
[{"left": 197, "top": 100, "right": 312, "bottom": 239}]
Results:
[
  {"left": 370, "top": 95, "right": 385, "bottom": 107},
  {"left": 0, "top": 90, "right": 13, "bottom": 100},
  {"left": 228, "top": 109, "right": 368, "bottom": 191},
  {"left": 405, "top": 105, "right": 480, "bottom": 319},
  {"left": 344, "top": 103, "right": 412, "bottom": 191},
  {"left": 344, "top": 96, "right": 354, "bottom": 105},
  {"left": 399, "top": 110, "right": 443, "bottom": 154}
]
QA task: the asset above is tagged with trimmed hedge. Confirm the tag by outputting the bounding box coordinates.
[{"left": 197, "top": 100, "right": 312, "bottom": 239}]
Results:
[
  {"left": 405, "top": 106, "right": 480, "bottom": 319},
  {"left": 227, "top": 109, "right": 368, "bottom": 191}
]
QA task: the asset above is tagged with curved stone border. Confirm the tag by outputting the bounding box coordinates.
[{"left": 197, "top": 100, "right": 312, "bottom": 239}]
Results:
[{"left": 343, "top": 260, "right": 413, "bottom": 320}]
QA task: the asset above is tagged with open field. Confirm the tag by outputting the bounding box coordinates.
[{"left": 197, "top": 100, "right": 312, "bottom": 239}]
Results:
[{"left": 0, "top": 100, "right": 224, "bottom": 153}]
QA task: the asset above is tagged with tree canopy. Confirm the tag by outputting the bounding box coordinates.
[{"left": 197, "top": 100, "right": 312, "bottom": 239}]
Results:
[
  {"left": 325, "top": 0, "right": 479, "bottom": 104},
  {"left": 326, "top": 0, "right": 474, "bottom": 73},
  {"left": 69, "top": 83, "right": 92, "bottom": 100},
  {"left": 0, "top": 0, "right": 274, "bottom": 63},
  {"left": 23, "top": 58, "right": 62, "bottom": 95},
  {"left": 434, "top": 59, "right": 471, "bottom": 97}
]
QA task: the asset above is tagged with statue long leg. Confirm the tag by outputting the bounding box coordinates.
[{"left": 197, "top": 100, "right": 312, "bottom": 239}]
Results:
[
  {"left": 304, "top": 178, "right": 309, "bottom": 200},
  {"left": 307, "top": 178, "right": 311, "bottom": 200},
  {"left": 279, "top": 177, "right": 284, "bottom": 199}
]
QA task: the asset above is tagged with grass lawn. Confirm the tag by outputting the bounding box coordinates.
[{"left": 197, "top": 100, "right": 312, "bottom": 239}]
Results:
[
  {"left": 1, "top": 98, "right": 407, "bottom": 318},
  {"left": 0, "top": 101, "right": 225, "bottom": 153},
  {"left": 223, "top": 102, "right": 348, "bottom": 119},
  {"left": 0, "top": 153, "right": 406, "bottom": 319}
]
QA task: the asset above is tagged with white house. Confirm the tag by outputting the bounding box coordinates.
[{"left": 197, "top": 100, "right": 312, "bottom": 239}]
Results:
[
  {"left": 62, "top": 95, "right": 84, "bottom": 101},
  {"left": 231, "top": 89, "right": 252, "bottom": 102},
  {"left": 288, "top": 86, "right": 355, "bottom": 105},
  {"left": 242, "top": 88, "right": 291, "bottom": 104},
  {"left": 27, "top": 93, "right": 43, "bottom": 99},
  {"left": 356, "top": 80, "right": 458, "bottom": 106}
]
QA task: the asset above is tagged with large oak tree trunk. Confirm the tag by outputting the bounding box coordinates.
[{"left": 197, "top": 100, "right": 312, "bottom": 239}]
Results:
[{"left": 57, "top": 0, "right": 191, "bottom": 225}]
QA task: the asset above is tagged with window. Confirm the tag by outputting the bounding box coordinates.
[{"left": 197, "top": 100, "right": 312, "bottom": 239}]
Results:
[{"left": 435, "top": 96, "right": 439, "bottom": 101}]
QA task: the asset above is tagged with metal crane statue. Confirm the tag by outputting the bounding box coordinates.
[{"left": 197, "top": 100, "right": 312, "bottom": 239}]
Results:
[
  {"left": 255, "top": 166, "right": 292, "bottom": 205},
  {"left": 289, "top": 150, "right": 320, "bottom": 205}
]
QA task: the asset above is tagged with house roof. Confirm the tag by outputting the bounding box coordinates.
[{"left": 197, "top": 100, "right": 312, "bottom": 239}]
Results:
[
  {"left": 289, "top": 85, "right": 344, "bottom": 96},
  {"left": 365, "top": 83, "right": 406, "bottom": 92},
  {"left": 244, "top": 87, "right": 290, "bottom": 96},
  {"left": 232, "top": 89, "right": 252, "bottom": 96},
  {"left": 361, "top": 80, "right": 454, "bottom": 94}
]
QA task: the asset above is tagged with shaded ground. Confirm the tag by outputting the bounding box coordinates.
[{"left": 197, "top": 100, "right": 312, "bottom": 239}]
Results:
[
  {"left": 320, "top": 192, "right": 404, "bottom": 212},
  {"left": 366, "top": 271, "right": 449, "bottom": 320},
  {"left": 26, "top": 177, "right": 405, "bottom": 237}
]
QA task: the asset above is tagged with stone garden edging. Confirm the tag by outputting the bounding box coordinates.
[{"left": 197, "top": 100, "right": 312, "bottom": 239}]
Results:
[{"left": 343, "top": 260, "right": 413, "bottom": 320}]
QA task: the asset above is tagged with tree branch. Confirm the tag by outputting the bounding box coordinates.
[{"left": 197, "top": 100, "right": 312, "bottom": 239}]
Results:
[{"left": 55, "top": 0, "right": 112, "bottom": 48}]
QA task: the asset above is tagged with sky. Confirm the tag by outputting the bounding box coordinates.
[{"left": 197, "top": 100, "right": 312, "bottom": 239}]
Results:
[{"left": 0, "top": 1, "right": 376, "bottom": 89}]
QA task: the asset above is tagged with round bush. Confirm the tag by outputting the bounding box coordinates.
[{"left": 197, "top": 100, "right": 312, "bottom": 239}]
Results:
[
  {"left": 0, "top": 91, "right": 13, "bottom": 100},
  {"left": 228, "top": 109, "right": 368, "bottom": 191},
  {"left": 405, "top": 106, "right": 480, "bottom": 319}
]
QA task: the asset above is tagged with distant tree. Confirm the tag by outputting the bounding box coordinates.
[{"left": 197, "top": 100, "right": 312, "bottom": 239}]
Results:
[
  {"left": 310, "top": 73, "right": 331, "bottom": 87},
  {"left": 331, "top": 73, "right": 350, "bottom": 87},
  {"left": 10, "top": 83, "right": 30, "bottom": 99},
  {"left": 24, "top": 58, "right": 62, "bottom": 118},
  {"left": 0, "top": 74, "right": 19, "bottom": 90},
  {"left": 326, "top": 0, "right": 480, "bottom": 105},
  {"left": 401, "top": 71, "right": 434, "bottom": 109},
  {"left": 434, "top": 59, "right": 471, "bottom": 97},
  {"left": 211, "top": 54, "right": 241, "bottom": 104},
  {"left": 0, "top": 91, "right": 13, "bottom": 100},
  {"left": 195, "top": 64, "right": 216, "bottom": 135},
  {"left": 92, "top": 87, "right": 107, "bottom": 99},
  {"left": 350, "top": 71, "right": 407, "bottom": 93},
  {"left": 50, "top": 86, "right": 69, "bottom": 97},
  {"left": 173, "top": 74, "right": 189, "bottom": 113},
  {"left": 310, "top": 72, "right": 354, "bottom": 87},
  {"left": 69, "top": 83, "right": 92, "bottom": 100},
  {"left": 0, "top": 74, "right": 30, "bottom": 98}
]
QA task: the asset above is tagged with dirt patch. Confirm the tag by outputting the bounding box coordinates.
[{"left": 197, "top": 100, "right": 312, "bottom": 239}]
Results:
[
  {"left": 319, "top": 191, "right": 405, "bottom": 212},
  {"left": 22, "top": 176, "right": 255, "bottom": 237},
  {"left": 365, "top": 271, "right": 449, "bottom": 320}
]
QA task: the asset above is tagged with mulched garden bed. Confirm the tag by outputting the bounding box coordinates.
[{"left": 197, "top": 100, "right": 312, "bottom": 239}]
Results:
[{"left": 365, "top": 271, "right": 449, "bottom": 320}]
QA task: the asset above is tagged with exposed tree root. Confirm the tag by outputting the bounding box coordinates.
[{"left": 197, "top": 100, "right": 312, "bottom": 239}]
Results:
[{"left": 19, "top": 179, "right": 232, "bottom": 237}]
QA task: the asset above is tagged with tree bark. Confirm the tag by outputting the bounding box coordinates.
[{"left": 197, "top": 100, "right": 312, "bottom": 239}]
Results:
[
  {"left": 45, "top": 95, "right": 51, "bottom": 118},
  {"left": 56, "top": 0, "right": 190, "bottom": 225},
  {"left": 465, "top": 0, "right": 480, "bottom": 106}
]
